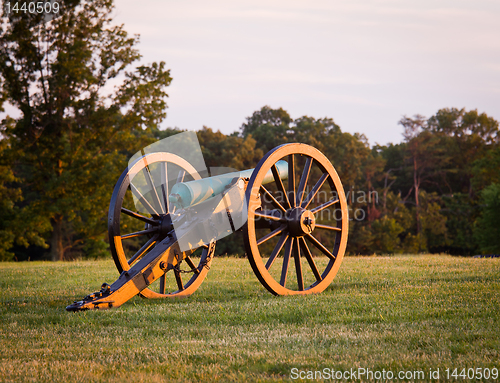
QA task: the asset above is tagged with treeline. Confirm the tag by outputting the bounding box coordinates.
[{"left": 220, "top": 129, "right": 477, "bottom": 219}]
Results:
[
  {"left": 2, "top": 103, "right": 500, "bottom": 260},
  {"left": 207, "top": 106, "right": 500, "bottom": 257}
]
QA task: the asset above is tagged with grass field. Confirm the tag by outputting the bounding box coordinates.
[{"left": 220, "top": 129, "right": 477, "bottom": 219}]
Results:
[{"left": 1, "top": 255, "right": 499, "bottom": 382}]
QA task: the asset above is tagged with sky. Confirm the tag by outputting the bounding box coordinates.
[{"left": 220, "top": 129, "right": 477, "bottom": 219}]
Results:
[
  {"left": 4, "top": 0, "right": 500, "bottom": 146},
  {"left": 110, "top": 0, "right": 500, "bottom": 146}
]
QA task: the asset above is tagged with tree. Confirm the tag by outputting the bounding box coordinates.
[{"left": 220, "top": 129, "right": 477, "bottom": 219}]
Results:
[
  {"left": 399, "top": 115, "right": 448, "bottom": 241},
  {"left": 360, "top": 148, "right": 385, "bottom": 223},
  {"left": 241, "top": 106, "right": 371, "bottom": 188},
  {"left": 472, "top": 146, "right": 500, "bottom": 191},
  {"left": 440, "top": 193, "right": 478, "bottom": 255},
  {"left": 418, "top": 191, "right": 448, "bottom": 252},
  {"left": 474, "top": 183, "right": 500, "bottom": 254},
  {"left": 427, "top": 108, "right": 499, "bottom": 196},
  {"left": 0, "top": 137, "right": 22, "bottom": 260},
  {"left": 197, "top": 127, "right": 263, "bottom": 170},
  {"left": 240, "top": 106, "right": 292, "bottom": 153},
  {"left": 424, "top": 108, "right": 499, "bottom": 254},
  {"left": 370, "top": 217, "right": 405, "bottom": 254},
  {"left": 375, "top": 143, "right": 406, "bottom": 216},
  {"left": 0, "top": 0, "right": 172, "bottom": 260},
  {"left": 293, "top": 115, "right": 370, "bottom": 188}
]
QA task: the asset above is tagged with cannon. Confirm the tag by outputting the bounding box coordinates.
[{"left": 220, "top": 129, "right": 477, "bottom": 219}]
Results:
[{"left": 66, "top": 132, "right": 348, "bottom": 311}]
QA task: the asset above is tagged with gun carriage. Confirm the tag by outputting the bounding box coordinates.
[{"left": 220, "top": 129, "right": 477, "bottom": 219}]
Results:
[{"left": 67, "top": 133, "right": 348, "bottom": 311}]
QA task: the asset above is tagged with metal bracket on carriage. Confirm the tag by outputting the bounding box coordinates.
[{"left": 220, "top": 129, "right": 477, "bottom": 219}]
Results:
[{"left": 66, "top": 283, "right": 115, "bottom": 311}]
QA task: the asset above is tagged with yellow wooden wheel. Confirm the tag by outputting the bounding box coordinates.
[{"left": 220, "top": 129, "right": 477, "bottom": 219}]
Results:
[
  {"left": 108, "top": 152, "right": 214, "bottom": 299},
  {"left": 243, "top": 143, "right": 348, "bottom": 295}
]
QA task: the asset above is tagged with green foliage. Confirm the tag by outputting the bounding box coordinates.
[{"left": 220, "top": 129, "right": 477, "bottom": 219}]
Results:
[
  {"left": 427, "top": 107, "right": 499, "bottom": 195},
  {"left": 240, "top": 105, "right": 292, "bottom": 153},
  {"left": 198, "top": 126, "right": 263, "bottom": 170},
  {"left": 81, "top": 237, "right": 109, "bottom": 259},
  {"left": 370, "top": 217, "right": 405, "bottom": 254},
  {"left": 348, "top": 108, "right": 499, "bottom": 256},
  {"left": 0, "top": 0, "right": 171, "bottom": 260},
  {"left": 440, "top": 193, "right": 479, "bottom": 255},
  {"left": 416, "top": 191, "right": 449, "bottom": 252},
  {"left": 240, "top": 106, "right": 371, "bottom": 188},
  {"left": 0, "top": 138, "right": 21, "bottom": 261},
  {"left": 472, "top": 146, "right": 500, "bottom": 190},
  {"left": 474, "top": 183, "right": 500, "bottom": 254}
]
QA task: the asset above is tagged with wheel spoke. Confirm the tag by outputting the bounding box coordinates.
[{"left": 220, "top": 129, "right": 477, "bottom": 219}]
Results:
[
  {"left": 260, "top": 185, "right": 286, "bottom": 212},
  {"left": 160, "top": 161, "right": 169, "bottom": 214},
  {"left": 128, "top": 235, "right": 158, "bottom": 265},
  {"left": 130, "top": 184, "right": 159, "bottom": 216},
  {"left": 257, "top": 225, "right": 286, "bottom": 246},
  {"left": 315, "top": 224, "right": 341, "bottom": 232},
  {"left": 120, "top": 207, "right": 158, "bottom": 226},
  {"left": 293, "top": 238, "right": 304, "bottom": 291},
  {"left": 159, "top": 274, "right": 166, "bottom": 294},
  {"left": 311, "top": 198, "right": 340, "bottom": 214},
  {"left": 305, "top": 234, "right": 336, "bottom": 260},
  {"left": 288, "top": 154, "right": 296, "bottom": 207},
  {"left": 280, "top": 237, "right": 293, "bottom": 287},
  {"left": 302, "top": 173, "right": 329, "bottom": 209},
  {"left": 254, "top": 210, "right": 284, "bottom": 222},
  {"left": 142, "top": 165, "right": 165, "bottom": 215},
  {"left": 121, "top": 227, "right": 158, "bottom": 240},
  {"left": 299, "top": 237, "right": 322, "bottom": 282},
  {"left": 185, "top": 255, "right": 200, "bottom": 274},
  {"left": 297, "top": 157, "right": 312, "bottom": 206},
  {"left": 265, "top": 232, "right": 289, "bottom": 270},
  {"left": 271, "top": 164, "right": 291, "bottom": 209},
  {"left": 174, "top": 269, "right": 184, "bottom": 291},
  {"left": 171, "top": 170, "right": 186, "bottom": 214},
  {"left": 176, "top": 170, "right": 186, "bottom": 183}
]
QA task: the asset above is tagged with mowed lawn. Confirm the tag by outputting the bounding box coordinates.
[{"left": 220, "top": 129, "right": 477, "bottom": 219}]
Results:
[{"left": 1, "top": 255, "right": 499, "bottom": 382}]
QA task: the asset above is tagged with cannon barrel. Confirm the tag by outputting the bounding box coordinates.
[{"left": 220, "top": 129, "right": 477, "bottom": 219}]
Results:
[{"left": 169, "top": 159, "right": 288, "bottom": 209}]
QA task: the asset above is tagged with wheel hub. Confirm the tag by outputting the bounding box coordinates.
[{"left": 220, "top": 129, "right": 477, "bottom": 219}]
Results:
[
  {"left": 158, "top": 214, "right": 174, "bottom": 239},
  {"left": 146, "top": 214, "right": 173, "bottom": 240},
  {"left": 286, "top": 207, "right": 315, "bottom": 237}
]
